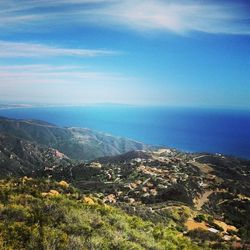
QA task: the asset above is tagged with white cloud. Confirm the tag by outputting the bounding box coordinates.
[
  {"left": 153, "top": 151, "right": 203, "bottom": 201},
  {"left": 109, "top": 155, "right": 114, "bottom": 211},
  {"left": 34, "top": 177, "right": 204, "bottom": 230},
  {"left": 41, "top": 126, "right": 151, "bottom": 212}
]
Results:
[
  {"left": 0, "top": 41, "right": 117, "bottom": 58},
  {"left": 0, "top": 64, "right": 126, "bottom": 83},
  {"left": 0, "top": 64, "right": 146, "bottom": 105},
  {"left": 84, "top": 1, "right": 250, "bottom": 35},
  {"left": 0, "top": 0, "right": 249, "bottom": 35}
]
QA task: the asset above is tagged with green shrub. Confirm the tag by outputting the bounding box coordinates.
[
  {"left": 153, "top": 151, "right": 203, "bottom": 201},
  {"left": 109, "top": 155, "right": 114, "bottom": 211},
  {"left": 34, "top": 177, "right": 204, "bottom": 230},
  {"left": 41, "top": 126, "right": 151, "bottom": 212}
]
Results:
[
  {"left": 194, "top": 214, "right": 206, "bottom": 222},
  {"left": 0, "top": 178, "right": 202, "bottom": 250}
]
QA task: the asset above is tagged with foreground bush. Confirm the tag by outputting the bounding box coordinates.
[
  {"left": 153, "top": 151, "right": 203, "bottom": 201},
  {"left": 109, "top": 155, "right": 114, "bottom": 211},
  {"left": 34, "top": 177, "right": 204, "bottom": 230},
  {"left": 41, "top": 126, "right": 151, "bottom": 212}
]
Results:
[{"left": 0, "top": 178, "right": 200, "bottom": 250}]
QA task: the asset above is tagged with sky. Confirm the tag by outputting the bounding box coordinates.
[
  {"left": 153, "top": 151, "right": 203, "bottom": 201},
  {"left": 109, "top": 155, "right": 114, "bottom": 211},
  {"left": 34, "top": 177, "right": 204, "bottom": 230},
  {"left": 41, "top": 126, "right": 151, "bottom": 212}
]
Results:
[{"left": 0, "top": 0, "right": 250, "bottom": 107}]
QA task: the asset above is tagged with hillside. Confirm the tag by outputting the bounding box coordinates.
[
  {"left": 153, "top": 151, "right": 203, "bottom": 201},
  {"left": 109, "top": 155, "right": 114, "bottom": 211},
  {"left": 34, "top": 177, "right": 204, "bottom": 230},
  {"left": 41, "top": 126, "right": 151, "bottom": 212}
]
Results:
[
  {"left": 0, "top": 117, "right": 250, "bottom": 249},
  {"left": 0, "top": 133, "right": 70, "bottom": 178},
  {"left": 41, "top": 149, "right": 250, "bottom": 248},
  {"left": 0, "top": 178, "right": 200, "bottom": 250},
  {"left": 0, "top": 117, "right": 149, "bottom": 161}
]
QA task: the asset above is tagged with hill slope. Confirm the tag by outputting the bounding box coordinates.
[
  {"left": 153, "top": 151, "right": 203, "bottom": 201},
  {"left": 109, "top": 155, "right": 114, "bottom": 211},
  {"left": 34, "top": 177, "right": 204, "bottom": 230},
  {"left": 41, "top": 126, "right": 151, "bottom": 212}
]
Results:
[
  {"left": 0, "top": 133, "right": 70, "bottom": 178},
  {"left": 0, "top": 178, "right": 200, "bottom": 250},
  {"left": 42, "top": 149, "right": 250, "bottom": 246},
  {"left": 0, "top": 117, "right": 149, "bottom": 161},
  {"left": 0, "top": 117, "right": 249, "bottom": 248}
]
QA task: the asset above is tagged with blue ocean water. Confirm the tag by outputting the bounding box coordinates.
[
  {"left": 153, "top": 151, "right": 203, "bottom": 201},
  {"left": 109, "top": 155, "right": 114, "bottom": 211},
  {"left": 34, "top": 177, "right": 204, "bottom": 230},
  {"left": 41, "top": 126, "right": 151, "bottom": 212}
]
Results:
[{"left": 0, "top": 106, "right": 250, "bottom": 159}]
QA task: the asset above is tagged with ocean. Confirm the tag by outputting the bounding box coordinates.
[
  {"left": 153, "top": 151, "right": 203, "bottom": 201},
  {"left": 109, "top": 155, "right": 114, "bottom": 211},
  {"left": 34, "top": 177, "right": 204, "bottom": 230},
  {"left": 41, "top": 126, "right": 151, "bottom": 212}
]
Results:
[{"left": 0, "top": 105, "right": 250, "bottom": 159}]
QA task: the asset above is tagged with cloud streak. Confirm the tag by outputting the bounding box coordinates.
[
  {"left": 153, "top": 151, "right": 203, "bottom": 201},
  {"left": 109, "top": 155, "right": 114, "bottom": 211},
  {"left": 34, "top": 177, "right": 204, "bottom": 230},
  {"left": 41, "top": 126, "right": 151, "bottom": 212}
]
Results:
[
  {"left": 0, "top": 0, "right": 249, "bottom": 35},
  {"left": 0, "top": 64, "right": 146, "bottom": 105},
  {"left": 93, "top": 1, "right": 250, "bottom": 35},
  {"left": 0, "top": 64, "right": 127, "bottom": 84},
  {"left": 0, "top": 41, "right": 117, "bottom": 58}
]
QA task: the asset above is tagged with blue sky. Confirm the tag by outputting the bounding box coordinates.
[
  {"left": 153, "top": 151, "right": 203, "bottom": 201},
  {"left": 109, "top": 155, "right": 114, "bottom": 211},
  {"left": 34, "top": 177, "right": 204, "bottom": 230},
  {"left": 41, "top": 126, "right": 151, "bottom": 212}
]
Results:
[{"left": 0, "top": 0, "right": 250, "bottom": 107}]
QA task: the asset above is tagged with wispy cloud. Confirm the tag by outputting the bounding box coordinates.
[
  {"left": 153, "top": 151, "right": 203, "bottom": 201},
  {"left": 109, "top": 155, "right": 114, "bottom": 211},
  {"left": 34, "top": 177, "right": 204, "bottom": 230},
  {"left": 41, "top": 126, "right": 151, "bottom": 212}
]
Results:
[
  {"left": 0, "top": 0, "right": 249, "bottom": 35},
  {"left": 0, "top": 64, "right": 145, "bottom": 104},
  {"left": 0, "top": 64, "right": 126, "bottom": 83},
  {"left": 0, "top": 41, "right": 117, "bottom": 58},
  {"left": 92, "top": 1, "right": 250, "bottom": 35}
]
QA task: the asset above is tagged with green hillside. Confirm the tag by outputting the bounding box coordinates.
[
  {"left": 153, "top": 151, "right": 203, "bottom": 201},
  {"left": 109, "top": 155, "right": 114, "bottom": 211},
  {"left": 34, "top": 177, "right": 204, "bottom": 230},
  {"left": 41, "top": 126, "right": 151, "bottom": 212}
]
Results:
[
  {"left": 0, "top": 118, "right": 249, "bottom": 249},
  {"left": 0, "top": 178, "right": 200, "bottom": 250},
  {"left": 0, "top": 117, "right": 149, "bottom": 161},
  {"left": 0, "top": 133, "right": 71, "bottom": 178}
]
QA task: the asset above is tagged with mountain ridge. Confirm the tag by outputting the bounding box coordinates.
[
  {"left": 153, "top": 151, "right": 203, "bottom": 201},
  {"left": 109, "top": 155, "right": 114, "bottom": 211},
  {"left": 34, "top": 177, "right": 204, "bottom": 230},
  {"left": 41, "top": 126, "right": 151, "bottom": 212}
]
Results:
[{"left": 0, "top": 117, "right": 150, "bottom": 161}]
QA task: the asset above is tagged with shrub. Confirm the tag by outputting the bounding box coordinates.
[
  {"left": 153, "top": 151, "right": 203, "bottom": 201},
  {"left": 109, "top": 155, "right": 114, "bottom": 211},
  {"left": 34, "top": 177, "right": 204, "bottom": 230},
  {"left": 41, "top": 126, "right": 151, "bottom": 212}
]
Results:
[
  {"left": 194, "top": 214, "right": 206, "bottom": 222},
  {"left": 0, "top": 178, "right": 201, "bottom": 250}
]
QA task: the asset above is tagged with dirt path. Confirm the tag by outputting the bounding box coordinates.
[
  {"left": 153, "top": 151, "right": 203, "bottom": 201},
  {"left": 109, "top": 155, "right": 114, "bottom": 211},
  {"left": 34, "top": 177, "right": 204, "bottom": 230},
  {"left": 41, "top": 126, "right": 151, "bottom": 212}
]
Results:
[
  {"left": 196, "top": 190, "right": 213, "bottom": 210},
  {"left": 189, "top": 160, "right": 214, "bottom": 174}
]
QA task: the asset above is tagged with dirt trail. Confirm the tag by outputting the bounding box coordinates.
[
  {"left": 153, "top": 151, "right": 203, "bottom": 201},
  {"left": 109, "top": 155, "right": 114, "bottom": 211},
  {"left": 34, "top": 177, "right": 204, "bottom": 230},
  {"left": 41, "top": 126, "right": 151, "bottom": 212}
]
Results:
[
  {"left": 189, "top": 160, "right": 214, "bottom": 174},
  {"left": 196, "top": 190, "right": 213, "bottom": 210}
]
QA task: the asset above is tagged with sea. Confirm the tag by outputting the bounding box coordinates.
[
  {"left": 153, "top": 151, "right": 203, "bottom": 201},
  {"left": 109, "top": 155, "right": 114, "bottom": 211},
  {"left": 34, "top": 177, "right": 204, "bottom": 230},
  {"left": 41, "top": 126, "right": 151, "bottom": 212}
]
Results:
[{"left": 0, "top": 105, "right": 250, "bottom": 159}]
